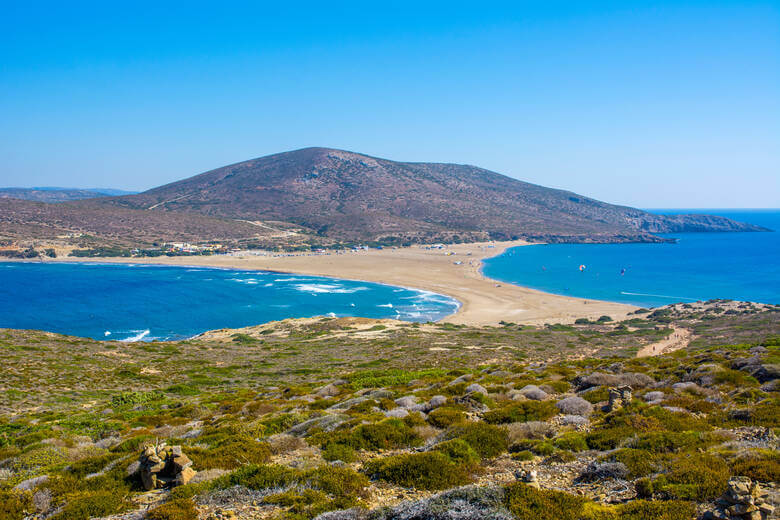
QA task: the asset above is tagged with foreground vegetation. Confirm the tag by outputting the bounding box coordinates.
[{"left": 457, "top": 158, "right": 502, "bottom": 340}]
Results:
[{"left": 1, "top": 301, "right": 778, "bottom": 519}]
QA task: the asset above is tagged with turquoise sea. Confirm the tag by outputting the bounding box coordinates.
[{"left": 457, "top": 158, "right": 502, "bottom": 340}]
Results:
[
  {"left": 483, "top": 210, "right": 780, "bottom": 308},
  {"left": 0, "top": 263, "right": 458, "bottom": 341}
]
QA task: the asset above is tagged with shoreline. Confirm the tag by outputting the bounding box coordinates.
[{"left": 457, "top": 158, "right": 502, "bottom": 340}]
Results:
[{"left": 21, "top": 240, "right": 637, "bottom": 326}]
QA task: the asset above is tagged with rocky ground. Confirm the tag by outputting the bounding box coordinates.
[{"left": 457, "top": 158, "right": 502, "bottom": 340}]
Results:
[{"left": 0, "top": 301, "right": 778, "bottom": 520}]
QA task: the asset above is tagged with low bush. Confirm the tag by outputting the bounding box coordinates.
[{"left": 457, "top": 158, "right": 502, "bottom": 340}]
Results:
[
  {"left": 427, "top": 407, "right": 466, "bottom": 428},
  {"left": 0, "top": 490, "right": 32, "bottom": 520},
  {"left": 651, "top": 453, "right": 730, "bottom": 501},
  {"left": 503, "top": 482, "right": 586, "bottom": 520},
  {"left": 226, "top": 463, "right": 368, "bottom": 499},
  {"left": 433, "top": 439, "right": 480, "bottom": 467},
  {"left": 606, "top": 449, "right": 661, "bottom": 478},
  {"left": 450, "top": 422, "right": 509, "bottom": 458},
  {"left": 484, "top": 401, "right": 557, "bottom": 424},
  {"left": 187, "top": 437, "right": 271, "bottom": 469},
  {"left": 346, "top": 418, "right": 421, "bottom": 451},
  {"left": 321, "top": 442, "right": 357, "bottom": 463},
  {"left": 612, "top": 500, "right": 696, "bottom": 520},
  {"left": 629, "top": 431, "right": 719, "bottom": 453},
  {"left": 731, "top": 451, "right": 780, "bottom": 482},
  {"left": 553, "top": 432, "right": 588, "bottom": 452},
  {"left": 363, "top": 451, "right": 472, "bottom": 490},
  {"left": 146, "top": 498, "right": 198, "bottom": 520},
  {"left": 50, "top": 490, "right": 130, "bottom": 520}
]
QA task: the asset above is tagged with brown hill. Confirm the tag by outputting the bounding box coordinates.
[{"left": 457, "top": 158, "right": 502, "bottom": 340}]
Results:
[
  {"left": 0, "top": 198, "right": 273, "bottom": 246},
  {"left": 105, "top": 147, "right": 766, "bottom": 243}
]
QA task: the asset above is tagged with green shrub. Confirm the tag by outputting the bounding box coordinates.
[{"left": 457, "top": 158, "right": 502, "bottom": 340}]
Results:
[
  {"left": 581, "top": 387, "right": 610, "bottom": 404},
  {"left": 543, "top": 450, "right": 576, "bottom": 464},
  {"left": 553, "top": 432, "right": 587, "bottom": 452},
  {"left": 111, "top": 390, "right": 164, "bottom": 407},
  {"left": 484, "top": 401, "right": 557, "bottom": 424},
  {"left": 613, "top": 500, "right": 696, "bottom": 520},
  {"left": 433, "top": 439, "right": 480, "bottom": 467},
  {"left": 304, "top": 466, "right": 369, "bottom": 498},
  {"left": 225, "top": 463, "right": 368, "bottom": 499},
  {"left": 348, "top": 418, "right": 421, "bottom": 450},
  {"left": 50, "top": 490, "right": 130, "bottom": 520},
  {"left": 187, "top": 437, "right": 271, "bottom": 469},
  {"left": 0, "top": 490, "right": 32, "bottom": 520},
  {"left": 321, "top": 443, "right": 357, "bottom": 463},
  {"left": 503, "top": 482, "right": 586, "bottom": 520},
  {"left": 634, "top": 477, "right": 654, "bottom": 498},
  {"left": 544, "top": 380, "right": 571, "bottom": 393},
  {"left": 146, "top": 498, "right": 198, "bottom": 520},
  {"left": 363, "top": 451, "right": 472, "bottom": 490},
  {"left": 630, "top": 431, "right": 718, "bottom": 453},
  {"left": 607, "top": 449, "right": 660, "bottom": 478},
  {"left": 427, "top": 407, "right": 466, "bottom": 428},
  {"left": 731, "top": 451, "right": 780, "bottom": 482},
  {"left": 652, "top": 453, "right": 729, "bottom": 501},
  {"left": 512, "top": 450, "right": 535, "bottom": 461},
  {"left": 451, "top": 422, "right": 509, "bottom": 458},
  {"left": 227, "top": 464, "right": 299, "bottom": 490},
  {"left": 713, "top": 369, "right": 758, "bottom": 386}
]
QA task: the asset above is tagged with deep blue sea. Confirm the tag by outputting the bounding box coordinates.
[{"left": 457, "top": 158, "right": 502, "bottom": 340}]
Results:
[
  {"left": 0, "top": 263, "right": 458, "bottom": 341},
  {"left": 483, "top": 210, "right": 780, "bottom": 308}
]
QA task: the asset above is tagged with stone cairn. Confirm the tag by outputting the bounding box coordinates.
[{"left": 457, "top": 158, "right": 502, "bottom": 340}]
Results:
[
  {"left": 514, "top": 469, "right": 539, "bottom": 489},
  {"left": 606, "top": 385, "right": 632, "bottom": 412},
  {"left": 139, "top": 442, "right": 196, "bottom": 490},
  {"left": 703, "top": 477, "right": 774, "bottom": 520}
]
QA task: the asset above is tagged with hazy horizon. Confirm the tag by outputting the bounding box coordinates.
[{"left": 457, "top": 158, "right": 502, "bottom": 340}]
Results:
[{"left": 2, "top": 2, "right": 778, "bottom": 208}]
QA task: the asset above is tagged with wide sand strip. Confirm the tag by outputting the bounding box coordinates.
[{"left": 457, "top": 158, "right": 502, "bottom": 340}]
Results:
[{"left": 44, "top": 241, "right": 635, "bottom": 326}]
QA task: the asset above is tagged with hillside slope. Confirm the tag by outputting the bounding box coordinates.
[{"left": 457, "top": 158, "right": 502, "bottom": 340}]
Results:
[
  {"left": 106, "top": 147, "right": 766, "bottom": 243},
  {"left": 0, "top": 198, "right": 272, "bottom": 245}
]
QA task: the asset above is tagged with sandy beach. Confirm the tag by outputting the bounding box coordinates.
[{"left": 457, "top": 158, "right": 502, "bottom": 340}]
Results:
[{"left": 44, "top": 241, "right": 636, "bottom": 326}]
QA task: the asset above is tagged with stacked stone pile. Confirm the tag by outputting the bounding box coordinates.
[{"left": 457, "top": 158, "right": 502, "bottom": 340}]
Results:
[
  {"left": 606, "top": 385, "right": 632, "bottom": 412},
  {"left": 703, "top": 477, "right": 774, "bottom": 520},
  {"left": 139, "top": 443, "right": 196, "bottom": 490}
]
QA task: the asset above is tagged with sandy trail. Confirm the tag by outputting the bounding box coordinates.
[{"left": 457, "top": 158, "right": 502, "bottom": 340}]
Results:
[{"left": 636, "top": 327, "right": 692, "bottom": 357}]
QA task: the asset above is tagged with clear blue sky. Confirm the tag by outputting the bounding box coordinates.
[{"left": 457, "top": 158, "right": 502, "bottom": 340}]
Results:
[{"left": 1, "top": 1, "right": 778, "bottom": 208}]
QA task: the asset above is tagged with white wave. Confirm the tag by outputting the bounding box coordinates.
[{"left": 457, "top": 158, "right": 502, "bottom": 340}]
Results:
[
  {"left": 104, "top": 331, "right": 111, "bottom": 336},
  {"left": 294, "top": 283, "right": 368, "bottom": 294},
  {"left": 263, "top": 283, "right": 274, "bottom": 287},
  {"left": 228, "top": 278, "right": 259, "bottom": 285},
  {"left": 377, "top": 303, "right": 394, "bottom": 308},
  {"left": 274, "top": 277, "right": 311, "bottom": 282},
  {"left": 620, "top": 291, "right": 700, "bottom": 301},
  {"left": 121, "top": 329, "right": 150, "bottom": 342},
  {"left": 326, "top": 312, "right": 337, "bottom": 318}
]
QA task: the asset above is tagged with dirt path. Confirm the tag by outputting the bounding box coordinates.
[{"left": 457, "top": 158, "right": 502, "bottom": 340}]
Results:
[{"left": 636, "top": 327, "right": 692, "bottom": 357}]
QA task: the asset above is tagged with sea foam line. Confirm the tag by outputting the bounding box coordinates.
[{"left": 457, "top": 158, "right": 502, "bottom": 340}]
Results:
[
  {"left": 120, "top": 329, "right": 151, "bottom": 342},
  {"left": 620, "top": 291, "right": 700, "bottom": 301}
]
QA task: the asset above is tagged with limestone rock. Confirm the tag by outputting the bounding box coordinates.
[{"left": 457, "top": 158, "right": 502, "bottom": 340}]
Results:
[{"left": 465, "top": 383, "right": 488, "bottom": 395}]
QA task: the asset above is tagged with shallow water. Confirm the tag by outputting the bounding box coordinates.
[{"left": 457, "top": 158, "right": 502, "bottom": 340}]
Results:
[
  {"left": 482, "top": 210, "right": 780, "bottom": 308},
  {"left": 0, "top": 262, "right": 459, "bottom": 341}
]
